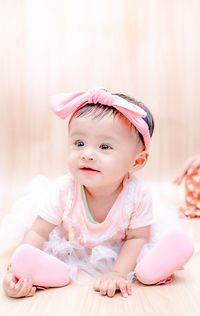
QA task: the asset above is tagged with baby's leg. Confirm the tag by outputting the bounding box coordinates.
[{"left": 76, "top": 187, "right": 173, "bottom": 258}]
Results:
[{"left": 135, "top": 230, "right": 194, "bottom": 285}]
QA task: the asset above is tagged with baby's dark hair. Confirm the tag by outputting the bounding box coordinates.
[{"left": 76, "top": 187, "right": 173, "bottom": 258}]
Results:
[
  {"left": 115, "top": 93, "right": 154, "bottom": 144},
  {"left": 73, "top": 93, "right": 154, "bottom": 147}
]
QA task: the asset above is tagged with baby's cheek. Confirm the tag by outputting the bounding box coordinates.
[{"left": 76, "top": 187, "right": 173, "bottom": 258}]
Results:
[{"left": 68, "top": 154, "right": 77, "bottom": 172}]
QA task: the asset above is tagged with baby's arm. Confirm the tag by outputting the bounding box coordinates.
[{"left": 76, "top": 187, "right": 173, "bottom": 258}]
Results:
[
  {"left": 23, "top": 216, "right": 56, "bottom": 249},
  {"left": 93, "top": 225, "right": 150, "bottom": 298},
  {"left": 3, "top": 216, "right": 56, "bottom": 298}
]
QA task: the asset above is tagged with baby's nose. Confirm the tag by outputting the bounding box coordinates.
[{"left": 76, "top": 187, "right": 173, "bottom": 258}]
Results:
[{"left": 81, "top": 151, "right": 95, "bottom": 161}]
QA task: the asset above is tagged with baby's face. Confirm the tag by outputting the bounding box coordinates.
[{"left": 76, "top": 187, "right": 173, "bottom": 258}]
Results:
[{"left": 67, "top": 114, "right": 141, "bottom": 189}]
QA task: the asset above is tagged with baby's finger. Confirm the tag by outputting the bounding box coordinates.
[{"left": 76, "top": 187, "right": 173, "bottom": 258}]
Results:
[
  {"left": 107, "top": 280, "right": 116, "bottom": 297},
  {"left": 8, "top": 281, "right": 16, "bottom": 290},
  {"left": 118, "top": 280, "right": 128, "bottom": 298},
  {"left": 6, "top": 278, "right": 24, "bottom": 297},
  {"left": 4, "top": 278, "right": 14, "bottom": 290},
  {"left": 176, "top": 170, "right": 187, "bottom": 185},
  {"left": 183, "top": 159, "right": 194, "bottom": 176},
  {"left": 13, "top": 278, "right": 24, "bottom": 294},
  {"left": 188, "top": 161, "right": 200, "bottom": 174},
  {"left": 173, "top": 176, "right": 181, "bottom": 185},
  {"left": 93, "top": 278, "right": 101, "bottom": 291},
  {"left": 126, "top": 281, "right": 132, "bottom": 295},
  {"left": 23, "top": 280, "right": 35, "bottom": 297},
  {"left": 27, "top": 286, "right": 37, "bottom": 297},
  {"left": 16, "top": 279, "right": 28, "bottom": 297},
  {"left": 175, "top": 159, "right": 195, "bottom": 185},
  {"left": 192, "top": 160, "right": 200, "bottom": 170},
  {"left": 100, "top": 281, "right": 108, "bottom": 296},
  {"left": 187, "top": 168, "right": 194, "bottom": 175},
  {"left": 15, "top": 279, "right": 31, "bottom": 297}
]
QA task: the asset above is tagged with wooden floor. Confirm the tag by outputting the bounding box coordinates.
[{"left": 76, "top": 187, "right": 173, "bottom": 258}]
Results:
[{"left": 0, "top": 187, "right": 200, "bottom": 316}]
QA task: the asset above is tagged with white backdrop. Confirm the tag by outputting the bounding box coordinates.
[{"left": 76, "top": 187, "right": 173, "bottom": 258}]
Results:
[{"left": 0, "top": 0, "right": 200, "bottom": 213}]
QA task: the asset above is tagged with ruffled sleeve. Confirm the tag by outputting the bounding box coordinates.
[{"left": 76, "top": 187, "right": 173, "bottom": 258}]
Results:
[
  {"left": 37, "top": 175, "right": 70, "bottom": 226},
  {"left": 128, "top": 181, "right": 154, "bottom": 229}
]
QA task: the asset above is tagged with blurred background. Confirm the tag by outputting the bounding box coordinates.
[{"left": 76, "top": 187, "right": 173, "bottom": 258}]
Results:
[{"left": 0, "top": 0, "right": 200, "bottom": 218}]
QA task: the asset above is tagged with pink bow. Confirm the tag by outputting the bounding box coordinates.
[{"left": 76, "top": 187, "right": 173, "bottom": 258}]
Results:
[{"left": 51, "top": 87, "right": 150, "bottom": 149}]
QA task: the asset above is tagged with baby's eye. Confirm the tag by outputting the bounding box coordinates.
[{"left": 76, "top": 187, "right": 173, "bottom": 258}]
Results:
[
  {"left": 75, "top": 140, "right": 84, "bottom": 147},
  {"left": 99, "top": 144, "right": 112, "bottom": 150}
]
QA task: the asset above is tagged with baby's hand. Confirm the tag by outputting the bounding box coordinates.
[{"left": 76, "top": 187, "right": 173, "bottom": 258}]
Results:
[
  {"left": 173, "top": 154, "right": 200, "bottom": 185},
  {"left": 3, "top": 271, "right": 36, "bottom": 298},
  {"left": 93, "top": 271, "right": 132, "bottom": 298}
]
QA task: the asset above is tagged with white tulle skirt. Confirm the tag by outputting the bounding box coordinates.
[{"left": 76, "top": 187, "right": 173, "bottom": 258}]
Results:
[{"left": 0, "top": 175, "right": 194, "bottom": 282}]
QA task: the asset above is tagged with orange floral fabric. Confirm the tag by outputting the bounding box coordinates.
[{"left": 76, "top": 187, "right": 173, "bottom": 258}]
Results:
[{"left": 179, "top": 167, "right": 200, "bottom": 218}]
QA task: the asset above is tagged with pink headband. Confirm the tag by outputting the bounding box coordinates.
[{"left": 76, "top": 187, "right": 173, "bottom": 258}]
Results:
[{"left": 50, "top": 87, "right": 150, "bottom": 150}]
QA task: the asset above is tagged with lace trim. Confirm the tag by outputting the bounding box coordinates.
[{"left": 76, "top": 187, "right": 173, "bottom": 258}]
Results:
[
  {"left": 62, "top": 174, "right": 75, "bottom": 222},
  {"left": 125, "top": 178, "right": 136, "bottom": 219}
]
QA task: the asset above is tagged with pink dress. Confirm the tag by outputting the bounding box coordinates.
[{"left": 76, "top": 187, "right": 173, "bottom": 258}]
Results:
[
  {"left": 0, "top": 173, "right": 191, "bottom": 280},
  {"left": 35, "top": 173, "right": 154, "bottom": 278},
  {"left": 38, "top": 173, "right": 153, "bottom": 245}
]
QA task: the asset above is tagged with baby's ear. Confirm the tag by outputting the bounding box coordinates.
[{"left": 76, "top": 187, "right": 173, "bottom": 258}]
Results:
[{"left": 131, "top": 151, "right": 149, "bottom": 172}]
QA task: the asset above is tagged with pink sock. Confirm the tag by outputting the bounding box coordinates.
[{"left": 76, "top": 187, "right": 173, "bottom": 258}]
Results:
[
  {"left": 11, "top": 244, "right": 71, "bottom": 287},
  {"left": 135, "top": 230, "right": 194, "bottom": 285}
]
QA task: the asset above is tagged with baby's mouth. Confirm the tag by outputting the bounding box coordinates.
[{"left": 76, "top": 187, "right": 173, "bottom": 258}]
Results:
[{"left": 80, "top": 167, "right": 100, "bottom": 172}]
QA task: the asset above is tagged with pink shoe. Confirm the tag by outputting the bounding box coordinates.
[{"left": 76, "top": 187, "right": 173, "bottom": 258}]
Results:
[
  {"left": 156, "top": 275, "right": 174, "bottom": 285},
  {"left": 11, "top": 244, "right": 71, "bottom": 288}
]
